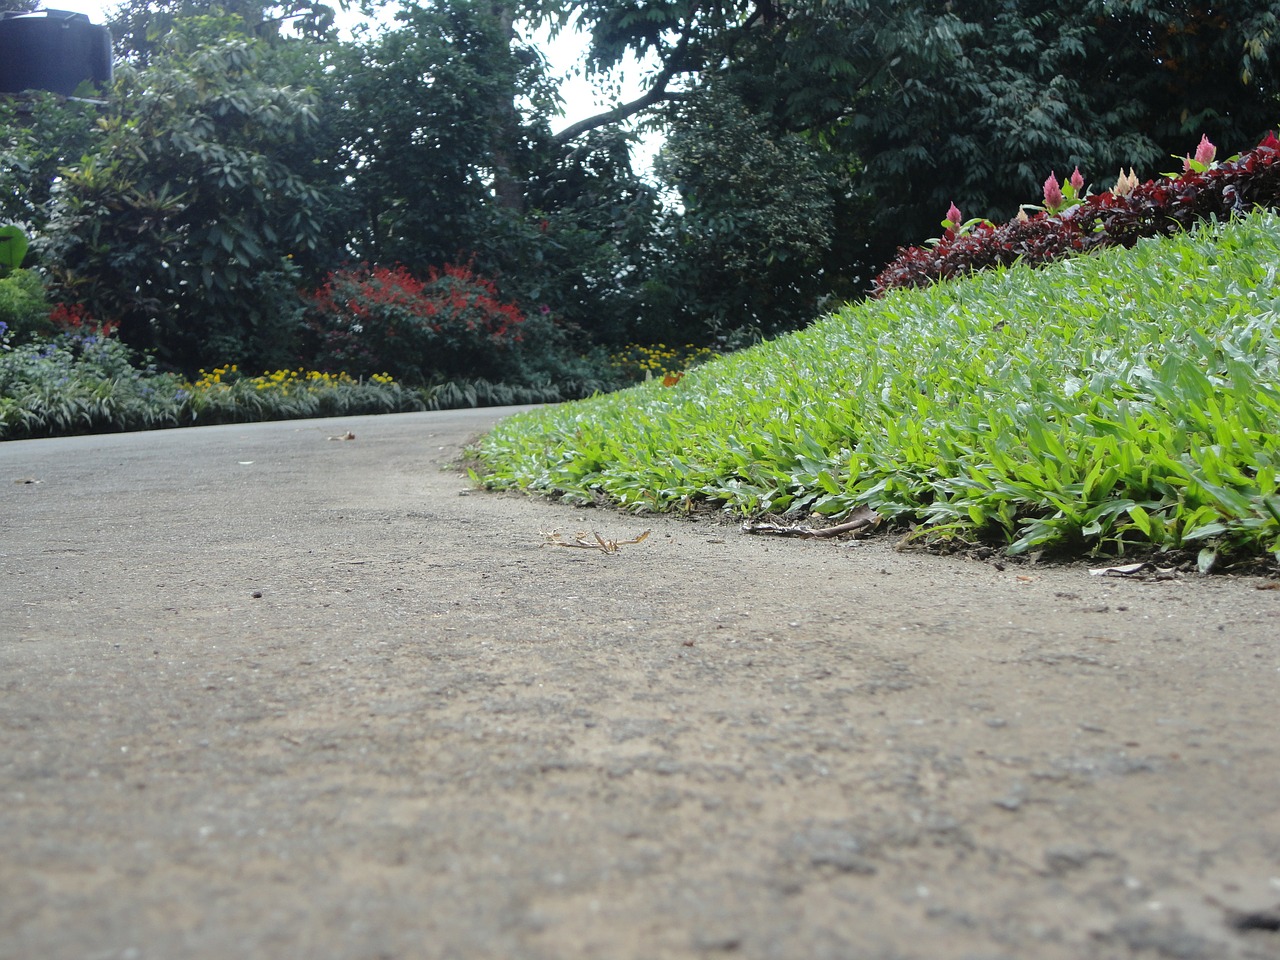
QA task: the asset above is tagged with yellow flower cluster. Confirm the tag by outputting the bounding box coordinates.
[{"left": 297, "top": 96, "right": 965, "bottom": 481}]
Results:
[
  {"left": 190, "top": 366, "right": 397, "bottom": 393},
  {"left": 609, "top": 343, "right": 716, "bottom": 382},
  {"left": 192, "top": 363, "right": 239, "bottom": 388}
]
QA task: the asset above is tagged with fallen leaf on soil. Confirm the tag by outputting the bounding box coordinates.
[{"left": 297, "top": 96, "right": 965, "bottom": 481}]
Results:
[
  {"left": 1088, "top": 561, "right": 1183, "bottom": 581},
  {"left": 1088, "top": 562, "right": 1151, "bottom": 577},
  {"left": 541, "top": 529, "right": 652, "bottom": 554}
]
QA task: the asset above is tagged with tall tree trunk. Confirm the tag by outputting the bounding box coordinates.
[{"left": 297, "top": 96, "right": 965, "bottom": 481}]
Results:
[{"left": 488, "top": 0, "right": 525, "bottom": 215}]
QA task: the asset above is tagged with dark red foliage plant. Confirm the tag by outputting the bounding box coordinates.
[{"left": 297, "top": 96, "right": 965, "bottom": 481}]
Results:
[
  {"left": 304, "top": 261, "right": 525, "bottom": 384},
  {"left": 873, "top": 132, "right": 1280, "bottom": 297}
]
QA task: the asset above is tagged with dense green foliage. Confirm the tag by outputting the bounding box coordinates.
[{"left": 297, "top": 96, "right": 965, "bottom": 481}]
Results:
[
  {"left": 324, "top": 1, "right": 550, "bottom": 271},
  {"left": 36, "top": 36, "right": 333, "bottom": 373},
  {"left": 647, "top": 88, "right": 854, "bottom": 339},
  {"left": 831, "top": 0, "right": 1280, "bottom": 265},
  {"left": 476, "top": 212, "right": 1280, "bottom": 566},
  {"left": 108, "top": 0, "right": 338, "bottom": 63},
  {"left": 8, "top": 0, "right": 1280, "bottom": 361},
  {"left": 0, "top": 268, "right": 50, "bottom": 340},
  {"left": 0, "top": 93, "right": 98, "bottom": 232},
  {"left": 557, "top": 0, "right": 1280, "bottom": 281},
  {"left": 6, "top": 0, "right": 1280, "bottom": 406},
  {"left": 0, "top": 332, "right": 425, "bottom": 439}
]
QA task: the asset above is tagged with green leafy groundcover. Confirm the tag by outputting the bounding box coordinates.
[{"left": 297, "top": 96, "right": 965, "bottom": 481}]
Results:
[
  {"left": 0, "top": 340, "right": 427, "bottom": 440},
  {"left": 476, "top": 212, "right": 1280, "bottom": 565},
  {"left": 0, "top": 335, "right": 578, "bottom": 440}
]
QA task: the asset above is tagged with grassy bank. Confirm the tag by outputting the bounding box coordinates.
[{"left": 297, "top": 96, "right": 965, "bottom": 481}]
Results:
[{"left": 476, "top": 211, "right": 1280, "bottom": 566}]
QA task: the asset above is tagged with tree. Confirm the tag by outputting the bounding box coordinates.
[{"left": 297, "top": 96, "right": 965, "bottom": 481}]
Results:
[
  {"left": 647, "top": 86, "right": 855, "bottom": 340},
  {"left": 38, "top": 35, "right": 337, "bottom": 372},
  {"left": 832, "top": 0, "right": 1280, "bottom": 267},
  {"left": 540, "top": 0, "right": 1280, "bottom": 286},
  {"left": 328, "top": 0, "right": 559, "bottom": 269},
  {"left": 108, "top": 0, "right": 338, "bottom": 63},
  {"left": 0, "top": 94, "right": 98, "bottom": 234},
  {"left": 517, "top": 125, "right": 661, "bottom": 344},
  {"left": 23, "top": 0, "right": 1277, "bottom": 375}
]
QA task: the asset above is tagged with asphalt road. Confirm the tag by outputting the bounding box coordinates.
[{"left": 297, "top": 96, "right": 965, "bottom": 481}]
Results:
[{"left": 3, "top": 410, "right": 1279, "bottom": 960}]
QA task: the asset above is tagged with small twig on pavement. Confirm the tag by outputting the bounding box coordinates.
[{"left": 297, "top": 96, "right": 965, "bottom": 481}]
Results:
[{"left": 541, "top": 529, "right": 652, "bottom": 554}]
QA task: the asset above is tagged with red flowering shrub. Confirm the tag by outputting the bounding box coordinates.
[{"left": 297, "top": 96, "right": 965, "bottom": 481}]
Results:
[
  {"left": 304, "top": 262, "right": 525, "bottom": 384},
  {"left": 873, "top": 132, "right": 1280, "bottom": 296},
  {"left": 49, "top": 302, "right": 119, "bottom": 339},
  {"left": 49, "top": 302, "right": 89, "bottom": 331}
]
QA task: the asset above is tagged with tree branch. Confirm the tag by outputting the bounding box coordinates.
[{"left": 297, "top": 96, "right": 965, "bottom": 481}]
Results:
[
  {"left": 552, "top": 64, "right": 683, "bottom": 143},
  {"left": 552, "top": 12, "right": 697, "bottom": 144}
]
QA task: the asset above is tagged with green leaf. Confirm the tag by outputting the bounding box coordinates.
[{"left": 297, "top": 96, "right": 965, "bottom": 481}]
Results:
[{"left": 0, "top": 226, "right": 29, "bottom": 269}]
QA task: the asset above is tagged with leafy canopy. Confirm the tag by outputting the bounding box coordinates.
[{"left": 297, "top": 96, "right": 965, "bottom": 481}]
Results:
[{"left": 38, "top": 34, "right": 335, "bottom": 372}]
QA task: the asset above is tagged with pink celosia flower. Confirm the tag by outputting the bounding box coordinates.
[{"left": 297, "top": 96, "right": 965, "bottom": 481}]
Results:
[
  {"left": 946, "top": 202, "right": 962, "bottom": 227},
  {"left": 1182, "top": 135, "right": 1213, "bottom": 172},
  {"left": 1043, "top": 172, "right": 1063, "bottom": 211},
  {"left": 1069, "top": 167, "right": 1084, "bottom": 193}
]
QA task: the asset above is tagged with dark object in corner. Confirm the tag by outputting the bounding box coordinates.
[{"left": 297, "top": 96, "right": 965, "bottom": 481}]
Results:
[{"left": 0, "top": 9, "right": 112, "bottom": 97}]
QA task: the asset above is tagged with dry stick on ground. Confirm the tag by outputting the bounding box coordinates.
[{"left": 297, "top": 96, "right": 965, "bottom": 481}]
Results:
[
  {"left": 541, "top": 530, "right": 652, "bottom": 554},
  {"left": 741, "top": 506, "right": 882, "bottom": 539}
]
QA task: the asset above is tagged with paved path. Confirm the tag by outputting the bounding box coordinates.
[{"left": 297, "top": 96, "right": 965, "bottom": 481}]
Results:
[{"left": 2, "top": 410, "right": 1279, "bottom": 960}]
